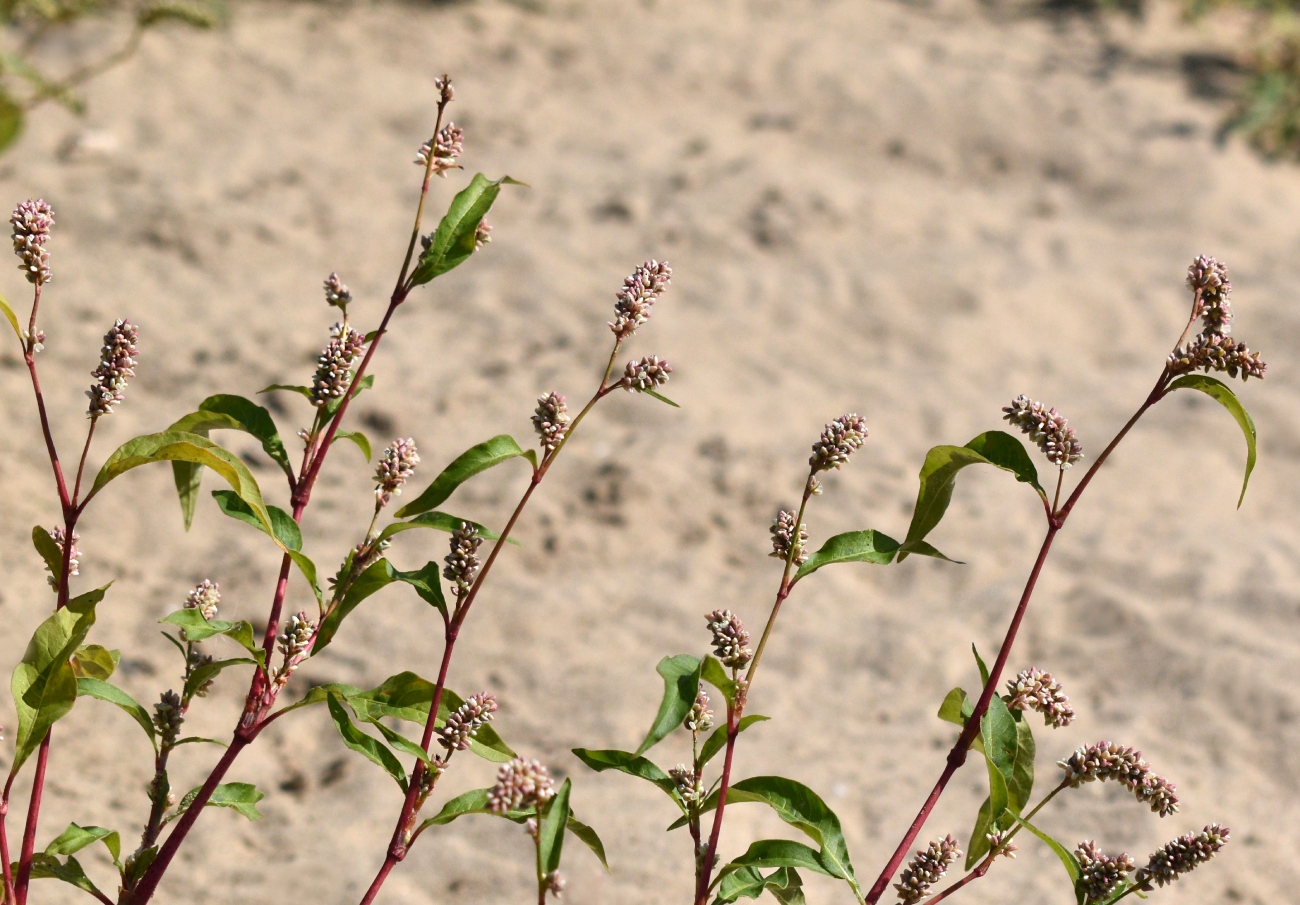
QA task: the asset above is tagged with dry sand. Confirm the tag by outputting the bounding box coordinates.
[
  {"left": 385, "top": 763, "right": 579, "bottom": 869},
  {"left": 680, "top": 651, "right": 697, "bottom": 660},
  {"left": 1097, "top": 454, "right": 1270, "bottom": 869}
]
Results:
[{"left": 0, "top": 0, "right": 1295, "bottom": 902}]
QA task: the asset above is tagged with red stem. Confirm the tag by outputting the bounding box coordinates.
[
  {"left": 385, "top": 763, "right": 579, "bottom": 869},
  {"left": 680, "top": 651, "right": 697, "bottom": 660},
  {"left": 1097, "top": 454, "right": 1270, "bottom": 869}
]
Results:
[
  {"left": 925, "top": 857, "right": 994, "bottom": 905},
  {"left": 13, "top": 732, "right": 52, "bottom": 905},
  {"left": 694, "top": 704, "right": 739, "bottom": 905},
  {"left": 1, "top": 777, "right": 15, "bottom": 905}
]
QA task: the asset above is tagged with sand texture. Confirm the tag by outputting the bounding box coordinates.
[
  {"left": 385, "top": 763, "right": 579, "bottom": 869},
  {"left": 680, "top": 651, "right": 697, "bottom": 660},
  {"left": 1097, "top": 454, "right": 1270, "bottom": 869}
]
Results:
[{"left": 0, "top": 0, "right": 1294, "bottom": 902}]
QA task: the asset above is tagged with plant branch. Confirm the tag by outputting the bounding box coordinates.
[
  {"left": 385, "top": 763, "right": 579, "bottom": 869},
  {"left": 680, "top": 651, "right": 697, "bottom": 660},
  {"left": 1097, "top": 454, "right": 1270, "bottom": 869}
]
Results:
[{"left": 13, "top": 731, "right": 51, "bottom": 905}]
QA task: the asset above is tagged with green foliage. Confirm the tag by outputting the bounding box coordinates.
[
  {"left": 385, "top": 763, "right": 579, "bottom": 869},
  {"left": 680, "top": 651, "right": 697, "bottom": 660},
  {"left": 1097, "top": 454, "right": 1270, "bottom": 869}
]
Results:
[
  {"left": 395, "top": 434, "right": 533, "bottom": 518},
  {"left": 409, "top": 174, "right": 523, "bottom": 287},
  {"left": 570, "top": 748, "right": 685, "bottom": 811},
  {"left": 165, "top": 782, "right": 263, "bottom": 824},
  {"left": 1166, "top": 374, "right": 1258, "bottom": 506},
  {"left": 716, "top": 866, "right": 805, "bottom": 905},
  {"left": 698, "top": 715, "right": 768, "bottom": 769},
  {"left": 315, "top": 558, "right": 397, "bottom": 652},
  {"left": 537, "top": 778, "right": 572, "bottom": 881},
  {"left": 418, "top": 788, "right": 608, "bottom": 869},
  {"left": 76, "top": 677, "right": 156, "bottom": 752},
  {"left": 327, "top": 693, "right": 408, "bottom": 792},
  {"left": 636, "top": 654, "right": 701, "bottom": 755},
  {"left": 70, "top": 644, "right": 117, "bottom": 681},
  {"left": 160, "top": 608, "right": 264, "bottom": 665}
]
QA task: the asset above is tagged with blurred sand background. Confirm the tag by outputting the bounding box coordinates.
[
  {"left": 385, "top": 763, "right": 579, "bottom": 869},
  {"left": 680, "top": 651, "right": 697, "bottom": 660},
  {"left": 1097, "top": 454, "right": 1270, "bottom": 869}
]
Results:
[{"left": 0, "top": 0, "right": 1294, "bottom": 902}]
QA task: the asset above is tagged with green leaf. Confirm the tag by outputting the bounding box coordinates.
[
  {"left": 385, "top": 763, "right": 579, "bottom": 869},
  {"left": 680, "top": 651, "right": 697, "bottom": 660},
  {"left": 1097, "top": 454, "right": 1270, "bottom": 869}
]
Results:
[
  {"left": 898, "top": 431, "right": 1045, "bottom": 561},
  {"left": 259, "top": 384, "right": 311, "bottom": 398},
  {"left": 76, "top": 678, "right": 157, "bottom": 752},
  {"left": 0, "top": 91, "right": 23, "bottom": 156},
  {"left": 31, "top": 526, "right": 62, "bottom": 581},
  {"left": 183, "top": 657, "right": 256, "bottom": 702},
  {"left": 409, "top": 174, "right": 522, "bottom": 286},
  {"left": 700, "top": 655, "right": 738, "bottom": 704},
  {"left": 1008, "top": 713, "right": 1035, "bottom": 814},
  {"left": 716, "top": 867, "right": 805, "bottom": 905},
  {"left": 1167, "top": 374, "right": 1258, "bottom": 507},
  {"left": 698, "top": 715, "right": 769, "bottom": 769},
  {"left": 326, "top": 693, "right": 407, "bottom": 792},
  {"left": 70, "top": 645, "right": 118, "bottom": 681},
  {"left": 936, "top": 688, "right": 972, "bottom": 727},
  {"left": 175, "top": 736, "right": 227, "bottom": 748},
  {"left": 324, "top": 373, "right": 375, "bottom": 418},
  {"left": 571, "top": 748, "right": 683, "bottom": 809},
  {"left": 315, "top": 558, "right": 396, "bottom": 653},
  {"left": 375, "top": 510, "right": 513, "bottom": 546},
  {"left": 395, "top": 435, "right": 531, "bottom": 518},
  {"left": 11, "top": 600, "right": 99, "bottom": 773},
  {"left": 714, "top": 840, "right": 836, "bottom": 884},
  {"left": 417, "top": 788, "right": 607, "bottom": 869},
  {"left": 794, "top": 530, "right": 902, "bottom": 580},
  {"left": 166, "top": 782, "right": 264, "bottom": 824},
  {"left": 643, "top": 389, "right": 681, "bottom": 408},
  {"left": 90, "top": 432, "right": 274, "bottom": 540},
  {"left": 980, "top": 693, "right": 1018, "bottom": 823},
  {"left": 538, "top": 777, "right": 571, "bottom": 878},
  {"left": 137, "top": 0, "right": 226, "bottom": 28},
  {"left": 335, "top": 430, "right": 372, "bottom": 461},
  {"left": 45, "top": 823, "right": 119, "bottom": 861},
  {"left": 636, "top": 655, "right": 701, "bottom": 755},
  {"left": 24, "top": 853, "right": 103, "bottom": 898},
  {"left": 564, "top": 815, "right": 609, "bottom": 871},
  {"left": 367, "top": 719, "right": 432, "bottom": 765},
  {"left": 768, "top": 867, "right": 807, "bottom": 905},
  {"left": 159, "top": 609, "right": 264, "bottom": 665},
  {"left": 211, "top": 490, "right": 302, "bottom": 551},
  {"left": 388, "top": 561, "right": 448, "bottom": 619},
  {"left": 973, "top": 644, "right": 990, "bottom": 686},
  {"left": 0, "top": 289, "right": 22, "bottom": 342},
  {"left": 965, "top": 796, "right": 994, "bottom": 870},
  {"left": 1009, "top": 813, "right": 1081, "bottom": 886}
]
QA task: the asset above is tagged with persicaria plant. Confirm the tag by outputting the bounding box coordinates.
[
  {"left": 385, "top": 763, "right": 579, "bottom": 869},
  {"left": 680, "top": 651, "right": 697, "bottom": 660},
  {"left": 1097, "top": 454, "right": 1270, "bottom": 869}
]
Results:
[{"left": 0, "top": 75, "right": 1267, "bottom": 905}]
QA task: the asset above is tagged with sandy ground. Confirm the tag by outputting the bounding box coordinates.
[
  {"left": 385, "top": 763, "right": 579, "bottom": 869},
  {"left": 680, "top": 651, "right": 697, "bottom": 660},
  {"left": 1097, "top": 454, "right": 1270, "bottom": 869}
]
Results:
[{"left": 0, "top": 0, "right": 1294, "bottom": 902}]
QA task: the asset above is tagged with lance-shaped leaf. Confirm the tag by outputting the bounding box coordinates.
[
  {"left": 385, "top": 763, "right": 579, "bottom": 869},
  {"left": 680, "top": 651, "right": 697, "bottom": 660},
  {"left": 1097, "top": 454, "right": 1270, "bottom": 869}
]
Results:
[
  {"left": 24, "top": 853, "right": 104, "bottom": 898},
  {"left": 636, "top": 655, "right": 701, "bottom": 755},
  {"left": 315, "top": 558, "right": 397, "bottom": 653},
  {"left": 388, "top": 561, "right": 448, "bottom": 619},
  {"left": 700, "top": 655, "right": 738, "bottom": 705},
  {"left": 1167, "top": 374, "right": 1258, "bottom": 506},
  {"left": 77, "top": 678, "right": 157, "bottom": 752},
  {"left": 210, "top": 491, "right": 319, "bottom": 601},
  {"left": 1009, "top": 713, "right": 1035, "bottom": 815},
  {"left": 375, "top": 510, "right": 512, "bottom": 546},
  {"left": 11, "top": 596, "right": 100, "bottom": 773},
  {"left": 45, "top": 823, "right": 120, "bottom": 865},
  {"left": 795, "top": 530, "right": 901, "bottom": 579},
  {"left": 716, "top": 866, "right": 805, "bottom": 905},
  {"left": 1009, "top": 813, "right": 1081, "bottom": 890},
  {"left": 409, "top": 174, "right": 522, "bottom": 287},
  {"left": 966, "top": 693, "right": 1019, "bottom": 868},
  {"left": 160, "top": 608, "right": 264, "bottom": 665},
  {"left": 714, "top": 841, "right": 837, "bottom": 885},
  {"left": 698, "top": 715, "right": 769, "bottom": 770},
  {"left": 936, "top": 687, "right": 973, "bottom": 728},
  {"left": 335, "top": 430, "right": 371, "bottom": 461},
  {"left": 571, "top": 748, "right": 683, "bottom": 810},
  {"left": 182, "top": 657, "right": 256, "bottom": 702},
  {"left": 88, "top": 432, "right": 275, "bottom": 539},
  {"left": 165, "top": 782, "right": 264, "bottom": 824},
  {"left": 327, "top": 693, "right": 407, "bottom": 792},
  {"left": 395, "top": 435, "right": 532, "bottom": 518},
  {"left": 169, "top": 394, "right": 292, "bottom": 528},
  {"left": 899, "top": 431, "right": 1044, "bottom": 561},
  {"left": 0, "top": 289, "right": 22, "bottom": 342},
  {"left": 537, "top": 778, "right": 572, "bottom": 881},
  {"left": 418, "top": 788, "right": 608, "bottom": 869}
]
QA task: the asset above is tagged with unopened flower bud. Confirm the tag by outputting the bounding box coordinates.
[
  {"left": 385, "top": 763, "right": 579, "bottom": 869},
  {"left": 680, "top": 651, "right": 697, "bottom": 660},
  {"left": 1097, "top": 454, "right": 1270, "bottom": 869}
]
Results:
[
  {"left": 1167, "top": 332, "right": 1266, "bottom": 382},
  {"left": 809, "top": 414, "right": 868, "bottom": 473},
  {"left": 272, "top": 611, "right": 315, "bottom": 688},
  {"left": 894, "top": 835, "right": 961, "bottom": 904},
  {"left": 416, "top": 122, "right": 463, "bottom": 177},
  {"left": 11, "top": 199, "right": 53, "bottom": 285},
  {"left": 987, "top": 831, "right": 1017, "bottom": 860},
  {"left": 1005, "top": 667, "right": 1074, "bottom": 728},
  {"left": 1002, "top": 396, "right": 1083, "bottom": 469},
  {"left": 45, "top": 527, "right": 79, "bottom": 591},
  {"left": 435, "top": 74, "right": 454, "bottom": 105},
  {"left": 310, "top": 322, "right": 365, "bottom": 409},
  {"left": 621, "top": 355, "right": 672, "bottom": 392},
  {"left": 375, "top": 438, "right": 419, "bottom": 507},
  {"left": 86, "top": 319, "right": 139, "bottom": 418},
  {"left": 1187, "top": 255, "right": 1231, "bottom": 335},
  {"left": 609, "top": 260, "right": 672, "bottom": 340},
  {"left": 153, "top": 690, "right": 184, "bottom": 745},
  {"left": 183, "top": 579, "right": 221, "bottom": 621},
  {"left": 684, "top": 690, "right": 713, "bottom": 733},
  {"left": 769, "top": 509, "right": 808, "bottom": 565},
  {"left": 475, "top": 220, "right": 492, "bottom": 248},
  {"left": 488, "top": 758, "right": 555, "bottom": 814},
  {"left": 532, "top": 392, "right": 569, "bottom": 452},
  {"left": 705, "top": 609, "right": 752, "bottom": 669},
  {"left": 669, "top": 764, "right": 704, "bottom": 805},
  {"left": 1075, "top": 840, "right": 1135, "bottom": 903},
  {"left": 443, "top": 522, "right": 482, "bottom": 595},
  {"left": 438, "top": 692, "right": 498, "bottom": 751},
  {"left": 545, "top": 871, "right": 566, "bottom": 899},
  {"left": 1058, "top": 741, "right": 1179, "bottom": 817},
  {"left": 323, "top": 272, "right": 352, "bottom": 309},
  {"left": 1135, "top": 824, "right": 1229, "bottom": 890}
]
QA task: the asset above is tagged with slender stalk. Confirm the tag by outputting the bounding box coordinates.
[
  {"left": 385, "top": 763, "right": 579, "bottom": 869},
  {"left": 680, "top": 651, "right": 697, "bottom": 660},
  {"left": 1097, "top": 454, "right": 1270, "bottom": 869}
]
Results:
[
  {"left": 923, "top": 858, "right": 993, "bottom": 905},
  {"left": 0, "top": 776, "right": 14, "bottom": 905},
  {"left": 694, "top": 701, "right": 739, "bottom": 905},
  {"left": 13, "top": 731, "right": 51, "bottom": 905}
]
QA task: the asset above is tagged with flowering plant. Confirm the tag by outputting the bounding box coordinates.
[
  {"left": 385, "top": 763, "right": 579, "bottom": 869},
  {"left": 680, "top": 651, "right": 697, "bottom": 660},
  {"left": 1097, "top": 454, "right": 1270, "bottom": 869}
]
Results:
[{"left": 0, "top": 75, "right": 1268, "bottom": 905}]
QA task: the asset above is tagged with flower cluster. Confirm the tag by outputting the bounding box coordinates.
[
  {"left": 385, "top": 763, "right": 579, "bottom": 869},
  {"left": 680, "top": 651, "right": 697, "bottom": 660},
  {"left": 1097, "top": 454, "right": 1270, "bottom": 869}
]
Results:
[
  {"left": 153, "top": 690, "right": 184, "bottom": 746},
  {"left": 545, "top": 871, "right": 566, "bottom": 899},
  {"left": 415, "top": 122, "right": 463, "bottom": 177},
  {"left": 310, "top": 322, "right": 365, "bottom": 409},
  {"left": 986, "top": 831, "right": 1017, "bottom": 860},
  {"left": 809, "top": 414, "right": 868, "bottom": 473},
  {"left": 1076, "top": 840, "right": 1135, "bottom": 903},
  {"left": 894, "top": 835, "right": 961, "bottom": 905},
  {"left": 532, "top": 392, "right": 569, "bottom": 452},
  {"left": 475, "top": 220, "right": 492, "bottom": 248},
  {"left": 684, "top": 689, "right": 713, "bottom": 733},
  {"left": 1169, "top": 257, "right": 1266, "bottom": 382},
  {"left": 1135, "top": 824, "right": 1229, "bottom": 890},
  {"left": 437, "top": 692, "right": 498, "bottom": 751},
  {"left": 609, "top": 260, "right": 672, "bottom": 340},
  {"left": 705, "top": 609, "right": 752, "bottom": 669},
  {"left": 1002, "top": 395, "right": 1083, "bottom": 469},
  {"left": 669, "top": 765, "right": 704, "bottom": 805},
  {"left": 45, "top": 527, "right": 79, "bottom": 591},
  {"left": 184, "top": 579, "right": 221, "bottom": 621},
  {"left": 87, "top": 319, "right": 139, "bottom": 418},
  {"left": 323, "top": 272, "right": 352, "bottom": 309},
  {"left": 769, "top": 509, "right": 808, "bottom": 566},
  {"left": 621, "top": 355, "right": 672, "bottom": 393},
  {"left": 1005, "top": 667, "right": 1074, "bottom": 728},
  {"left": 1058, "top": 741, "right": 1179, "bottom": 817},
  {"left": 186, "top": 646, "right": 216, "bottom": 698},
  {"left": 11, "top": 199, "right": 53, "bottom": 285},
  {"left": 488, "top": 758, "right": 555, "bottom": 814},
  {"left": 374, "top": 437, "right": 419, "bottom": 507},
  {"left": 443, "top": 522, "right": 483, "bottom": 595},
  {"left": 272, "top": 612, "right": 314, "bottom": 688}
]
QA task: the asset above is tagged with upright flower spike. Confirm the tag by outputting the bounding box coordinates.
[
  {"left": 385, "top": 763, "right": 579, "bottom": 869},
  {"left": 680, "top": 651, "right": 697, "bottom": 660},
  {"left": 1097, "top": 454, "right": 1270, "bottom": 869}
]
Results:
[
  {"left": 894, "top": 835, "right": 961, "bottom": 905},
  {"left": 415, "top": 122, "right": 464, "bottom": 177},
  {"left": 1186, "top": 255, "right": 1231, "bottom": 335},
  {"left": 1002, "top": 395, "right": 1083, "bottom": 469},
  {"left": 1075, "top": 840, "right": 1135, "bottom": 904},
  {"left": 809, "top": 413, "right": 868, "bottom": 473},
  {"left": 609, "top": 260, "right": 672, "bottom": 340},
  {"left": 309, "top": 322, "right": 365, "bottom": 409},
  {"left": 1167, "top": 333, "right": 1266, "bottom": 382},
  {"left": 153, "top": 691, "right": 184, "bottom": 746},
  {"left": 86, "top": 319, "right": 139, "bottom": 418},
  {"left": 621, "top": 355, "right": 672, "bottom": 393},
  {"left": 705, "top": 609, "right": 752, "bottom": 669},
  {"left": 437, "top": 692, "right": 497, "bottom": 751},
  {"left": 1058, "top": 741, "right": 1179, "bottom": 816},
  {"left": 1005, "top": 667, "right": 1074, "bottom": 728},
  {"left": 487, "top": 758, "right": 555, "bottom": 814},
  {"left": 183, "top": 580, "right": 221, "bottom": 621},
  {"left": 374, "top": 438, "right": 419, "bottom": 508},
  {"left": 443, "top": 522, "right": 483, "bottom": 595},
  {"left": 323, "top": 272, "right": 352, "bottom": 310},
  {"left": 1135, "top": 825, "right": 1229, "bottom": 890},
  {"left": 11, "top": 199, "right": 53, "bottom": 285},
  {"left": 45, "top": 527, "right": 79, "bottom": 591},
  {"left": 769, "top": 509, "right": 809, "bottom": 565},
  {"left": 532, "top": 392, "right": 569, "bottom": 452},
  {"left": 684, "top": 689, "right": 713, "bottom": 733},
  {"left": 272, "top": 612, "right": 315, "bottom": 688},
  {"left": 669, "top": 764, "right": 703, "bottom": 804}
]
